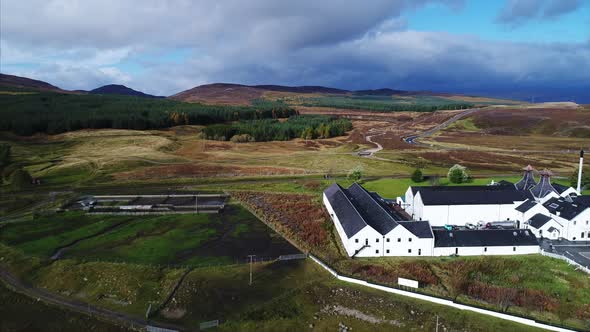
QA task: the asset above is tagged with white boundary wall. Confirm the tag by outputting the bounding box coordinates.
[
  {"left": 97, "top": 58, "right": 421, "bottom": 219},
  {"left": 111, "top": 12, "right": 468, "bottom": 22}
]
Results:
[{"left": 308, "top": 255, "right": 575, "bottom": 332}]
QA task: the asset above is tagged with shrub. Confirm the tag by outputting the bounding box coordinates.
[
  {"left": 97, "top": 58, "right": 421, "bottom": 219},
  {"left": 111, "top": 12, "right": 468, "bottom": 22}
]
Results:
[
  {"left": 230, "top": 134, "right": 255, "bottom": 143},
  {"left": 411, "top": 168, "right": 423, "bottom": 183},
  {"left": 448, "top": 164, "right": 468, "bottom": 184},
  {"left": 347, "top": 165, "right": 363, "bottom": 181},
  {"left": 10, "top": 169, "right": 32, "bottom": 190}
]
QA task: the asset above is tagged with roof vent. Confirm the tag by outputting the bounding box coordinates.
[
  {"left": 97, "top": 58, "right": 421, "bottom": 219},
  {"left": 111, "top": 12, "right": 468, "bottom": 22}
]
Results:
[
  {"left": 513, "top": 231, "right": 517, "bottom": 236},
  {"left": 525, "top": 230, "right": 530, "bottom": 236},
  {"left": 449, "top": 232, "right": 453, "bottom": 238}
]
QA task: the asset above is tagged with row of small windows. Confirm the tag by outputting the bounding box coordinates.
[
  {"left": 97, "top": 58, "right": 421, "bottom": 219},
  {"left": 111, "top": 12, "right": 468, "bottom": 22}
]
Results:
[
  {"left": 375, "top": 249, "right": 422, "bottom": 255},
  {"left": 356, "top": 238, "right": 412, "bottom": 243}
]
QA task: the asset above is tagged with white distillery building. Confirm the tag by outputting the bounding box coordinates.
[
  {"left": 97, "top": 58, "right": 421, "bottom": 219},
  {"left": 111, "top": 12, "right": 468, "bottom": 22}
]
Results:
[
  {"left": 402, "top": 165, "right": 580, "bottom": 228},
  {"left": 324, "top": 183, "right": 540, "bottom": 257}
]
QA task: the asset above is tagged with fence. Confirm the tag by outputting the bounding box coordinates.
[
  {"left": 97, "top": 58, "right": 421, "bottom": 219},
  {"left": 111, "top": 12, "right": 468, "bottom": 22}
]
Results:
[
  {"left": 308, "top": 255, "right": 576, "bottom": 332},
  {"left": 540, "top": 249, "right": 590, "bottom": 274},
  {"left": 199, "top": 320, "right": 220, "bottom": 330}
]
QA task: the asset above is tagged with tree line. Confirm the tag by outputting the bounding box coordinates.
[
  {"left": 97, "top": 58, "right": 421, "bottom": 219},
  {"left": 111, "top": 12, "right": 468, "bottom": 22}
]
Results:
[
  {"left": 201, "top": 115, "right": 353, "bottom": 142},
  {"left": 0, "top": 93, "right": 297, "bottom": 135}
]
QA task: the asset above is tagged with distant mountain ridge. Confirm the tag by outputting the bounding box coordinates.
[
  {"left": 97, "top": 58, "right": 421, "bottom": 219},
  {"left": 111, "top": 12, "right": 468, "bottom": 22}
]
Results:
[
  {"left": 89, "top": 84, "right": 164, "bottom": 98},
  {"left": 0, "top": 73, "right": 65, "bottom": 92}
]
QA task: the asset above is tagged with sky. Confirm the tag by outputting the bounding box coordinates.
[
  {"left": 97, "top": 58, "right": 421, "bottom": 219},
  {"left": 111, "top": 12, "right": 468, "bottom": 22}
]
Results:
[{"left": 1, "top": 0, "right": 589, "bottom": 101}]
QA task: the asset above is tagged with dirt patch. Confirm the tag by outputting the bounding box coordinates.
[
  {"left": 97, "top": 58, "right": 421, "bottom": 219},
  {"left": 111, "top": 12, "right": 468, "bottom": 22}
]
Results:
[{"left": 322, "top": 305, "right": 402, "bottom": 326}]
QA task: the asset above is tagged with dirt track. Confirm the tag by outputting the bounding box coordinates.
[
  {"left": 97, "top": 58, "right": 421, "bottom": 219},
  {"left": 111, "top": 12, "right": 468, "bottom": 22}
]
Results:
[{"left": 0, "top": 266, "right": 186, "bottom": 331}]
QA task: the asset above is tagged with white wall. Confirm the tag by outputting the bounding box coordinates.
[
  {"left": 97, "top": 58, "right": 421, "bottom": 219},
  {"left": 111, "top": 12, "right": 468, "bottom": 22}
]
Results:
[
  {"left": 433, "top": 245, "right": 539, "bottom": 256},
  {"left": 383, "top": 225, "right": 434, "bottom": 257},
  {"left": 419, "top": 203, "right": 522, "bottom": 226},
  {"left": 564, "top": 209, "right": 590, "bottom": 241},
  {"left": 324, "top": 193, "right": 384, "bottom": 257}
]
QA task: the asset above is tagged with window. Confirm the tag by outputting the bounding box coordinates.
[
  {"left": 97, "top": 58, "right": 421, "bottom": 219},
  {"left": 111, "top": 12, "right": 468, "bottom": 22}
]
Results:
[
  {"left": 376, "top": 238, "right": 379, "bottom": 243},
  {"left": 386, "top": 249, "right": 390, "bottom": 254},
  {"left": 455, "top": 248, "right": 458, "bottom": 255},
  {"left": 574, "top": 220, "right": 577, "bottom": 225},
  {"left": 365, "top": 239, "right": 368, "bottom": 245},
  {"left": 513, "top": 247, "right": 516, "bottom": 252},
  {"left": 586, "top": 220, "right": 589, "bottom": 225},
  {"left": 582, "top": 232, "right": 585, "bottom": 239},
  {"left": 418, "top": 249, "right": 422, "bottom": 256},
  {"left": 408, "top": 249, "right": 412, "bottom": 253},
  {"left": 386, "top": 238, "right": 390, "bottom": 242},
  {"left": 376, "top": 250, "right": 379, "bottom": 254},
  {"left": 397, "top": 238, "right": 401, "bottom": 242},
  {"left": 408, "top": 238, "right": 412, "bottom": 242},
  {"left": 484, "top": 247, "right": 487, "bottom": 252},
  {"left": 355, "top": 239, "right": 359, "bottom": 243}
]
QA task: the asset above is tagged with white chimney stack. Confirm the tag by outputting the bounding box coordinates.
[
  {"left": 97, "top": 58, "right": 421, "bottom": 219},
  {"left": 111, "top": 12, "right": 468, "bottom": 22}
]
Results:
[{"left": 577, "top": 150, "right": 584, "bottom": 195}]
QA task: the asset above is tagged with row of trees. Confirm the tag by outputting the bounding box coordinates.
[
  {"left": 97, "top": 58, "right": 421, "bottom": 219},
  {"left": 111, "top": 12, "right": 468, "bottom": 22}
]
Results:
[
  {"left": 411, "top": 164, "right": 470, "bottom": 184},
  {"left": 201, "top": 115, "right": 352, "bottom": 142},
  {"left": 301, "top": 96, "right": 475, "bottom": 113},
  {"left": 0, "top": 93, "right": 298, "bottom": 135}
]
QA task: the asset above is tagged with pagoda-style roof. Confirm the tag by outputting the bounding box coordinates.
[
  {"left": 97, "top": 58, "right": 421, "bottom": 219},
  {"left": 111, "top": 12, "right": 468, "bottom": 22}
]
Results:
[
  {"left": 530, "top": 169, "right": 558, "bottom": 199},
  {"left": 515, "top": 165, "right": 537, "bottom": 191}
]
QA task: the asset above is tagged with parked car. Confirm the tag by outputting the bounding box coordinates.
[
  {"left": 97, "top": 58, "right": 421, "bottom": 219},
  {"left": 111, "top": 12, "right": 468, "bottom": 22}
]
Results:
[
  {"left": 443, "top": 224, "right": 454, "bottom": 231},
  {"left": 465, "top": 223, "right": 477, "bottom": 230}
]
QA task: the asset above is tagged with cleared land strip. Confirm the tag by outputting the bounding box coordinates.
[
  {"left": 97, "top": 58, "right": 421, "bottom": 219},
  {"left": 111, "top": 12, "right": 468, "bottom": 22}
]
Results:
[
  {"left": 403, "top": 108, "right": 482, "bottom": 145},
  {"left": 0, "top": 266, "right": 185, "bottom": 332},
  {"left": 309, "top": 255, "right": 575, "bottom": 332}
]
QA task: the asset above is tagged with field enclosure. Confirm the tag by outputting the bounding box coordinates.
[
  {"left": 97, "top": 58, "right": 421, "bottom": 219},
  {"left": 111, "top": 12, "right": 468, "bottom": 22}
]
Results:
[{"left": 0, "top": 204, "right": 299, "bottom": 267}]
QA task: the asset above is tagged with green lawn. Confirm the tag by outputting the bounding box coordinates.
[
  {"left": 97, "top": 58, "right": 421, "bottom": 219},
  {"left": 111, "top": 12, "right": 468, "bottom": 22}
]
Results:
[
  {"left": 0, "top": 212, "right": 126, "bottom": 256},
  {"left": 360, "top": 176, "right": 523, "bottom": 198}
]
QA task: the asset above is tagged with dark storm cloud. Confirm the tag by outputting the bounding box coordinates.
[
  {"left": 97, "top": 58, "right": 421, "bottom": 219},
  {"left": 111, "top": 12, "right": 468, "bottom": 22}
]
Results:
[
  {"left": 1, "top": 0, "right": 588, "bottom": 101},
  {"left": 496, "top": 0, "right": 583, "bottom": 26}
]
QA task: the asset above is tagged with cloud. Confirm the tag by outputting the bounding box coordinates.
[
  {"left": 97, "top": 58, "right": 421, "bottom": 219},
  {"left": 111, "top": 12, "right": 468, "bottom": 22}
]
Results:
[
  {"left": 1, "top": 0, "right": 588, "bottom": 102},
  {"left": 496, "top": 0, "right": 583, "bottom": 26}
]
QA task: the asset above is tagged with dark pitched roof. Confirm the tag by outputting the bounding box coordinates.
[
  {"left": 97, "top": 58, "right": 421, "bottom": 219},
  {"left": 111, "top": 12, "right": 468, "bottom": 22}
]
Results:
[
  {"left": 433, "top": 229, "right": 539, "bottom": 248},
  {"left": 398, "top": 221, "right": 433, "bottom": 238},
  {"left": 552, "top": 183, "right": 570, "bottom": 194},
  {"left": 515, "top": 199, "right": 538, "bottom": 213},
  {"left": 345, "top": 183, "right": 399, "bottom": 235},
  {"left": 496, "top": 180, "right": 515, "bottom": 186},
  {"left": 527, "top": 213, "right": 553, "bottom": 229},
  {"left": 515, "top": 168, "right": 537, "bottom": 191},
  {"left": 543, "top": 197, "right": 589, "bottom": 221},
  {"left": 412, "top": 185, "right": 528, "bottom": 205},
  {"left": 324, "top": 184, "right": 368, "bottom": 238},
  {"left": 574, "top": 195, "right": 590, "bottom": 207},
  {"left": 530, "top": 173, "right": 558, "bottom": 199}
]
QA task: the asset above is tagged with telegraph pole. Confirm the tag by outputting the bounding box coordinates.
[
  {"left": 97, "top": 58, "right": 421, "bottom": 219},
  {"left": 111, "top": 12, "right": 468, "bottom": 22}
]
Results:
[
  {"left": 435, "top": 315, "right": 439, "bottom": 332},
  {"left": 248, "top": 255, "right": 256, "bottom": 285}
]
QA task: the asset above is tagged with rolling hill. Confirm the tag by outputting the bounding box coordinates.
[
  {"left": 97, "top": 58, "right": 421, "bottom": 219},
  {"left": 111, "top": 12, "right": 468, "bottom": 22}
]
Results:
[
  {"left": 89, "top": 84, "right": 163, "bottom": 98},
  {"left": 0, "top": 73, "right": 66, "bottom": 93},
  {"left": 170, "top": 83, "right": 520, "bottom": 107}
]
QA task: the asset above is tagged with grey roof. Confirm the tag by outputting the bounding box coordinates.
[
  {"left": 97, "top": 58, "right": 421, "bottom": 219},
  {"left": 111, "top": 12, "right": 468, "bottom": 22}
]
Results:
[
  {"left": 515, "top": 170, "right": 537, "bottom": 191},
  {"left": 324, "top": 183, "right": 409, "bottom": 237},
  {"left": 574, "top": 195, "right": 590, "bottom": 206},
  {"left": 515, "top": 199, "right": 538, "bottom": 213},
  {"left": 345, "top": 183, "right": 400, "bottom": 235},
  {"left": 412, "top": 185, "right": 528, "bottom": 205},
  {"left": 528, "top": 213, "right": 553, "bottom": 229},
  {"left": 552, "top": 183, "right": 570, "bottom": 194},
  {"left": 433, "top": 229, "right": 539, "bottom": 248},
  {"left": 530, "top": 175, "right": 558, "bottom": 199},
  {"left": 543, "top": 197, "right": 589, "bottom": 221},
  {"left": 398, "top": 221, "right": 434, "bottom": 238},
  {"left": 324, "top": 184, "right": 368, "bottom": 238}
]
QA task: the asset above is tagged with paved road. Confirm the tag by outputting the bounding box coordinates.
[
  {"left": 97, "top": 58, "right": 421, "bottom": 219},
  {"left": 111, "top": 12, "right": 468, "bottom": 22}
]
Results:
[
  {"left": 403, "top": 108, "right": 482, "bottom": 145},
  {"left": 0, "top": 266, "right": 186, "bottom": 331}
]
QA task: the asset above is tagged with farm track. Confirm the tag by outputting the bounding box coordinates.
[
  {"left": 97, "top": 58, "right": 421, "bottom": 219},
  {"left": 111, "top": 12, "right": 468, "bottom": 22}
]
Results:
[{"left": 0, "top": 266, "right": 187, "bottom": 332}]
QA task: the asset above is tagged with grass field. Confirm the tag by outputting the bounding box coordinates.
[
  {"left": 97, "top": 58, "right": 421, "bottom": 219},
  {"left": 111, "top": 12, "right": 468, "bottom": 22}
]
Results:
[
  {"left": 0, "top": 283, "right": 131, "bottom": 332},
  {"left": 0, "top": 205, "right": 299, "bottom": 267},
  {"left": 155, "top": 259, "right": 545, "bottom": 331}
]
